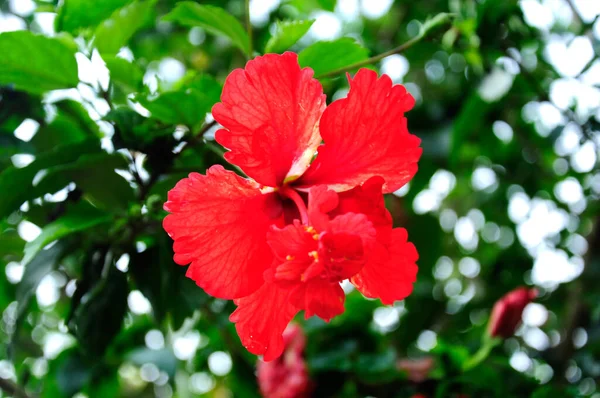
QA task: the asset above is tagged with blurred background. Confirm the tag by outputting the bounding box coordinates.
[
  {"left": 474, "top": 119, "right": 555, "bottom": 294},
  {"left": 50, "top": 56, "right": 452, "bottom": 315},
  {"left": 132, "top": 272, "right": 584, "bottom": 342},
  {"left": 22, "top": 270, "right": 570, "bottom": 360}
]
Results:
[{"left": 0, "top": 0, "right": 599, "bottom": 397}]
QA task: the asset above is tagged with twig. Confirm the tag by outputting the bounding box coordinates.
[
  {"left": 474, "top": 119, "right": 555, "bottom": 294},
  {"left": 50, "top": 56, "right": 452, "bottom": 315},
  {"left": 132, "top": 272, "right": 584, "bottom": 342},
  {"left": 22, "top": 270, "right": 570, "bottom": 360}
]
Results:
[
  {"left": 245, "top": 0, "right": 253, "bottom": 57},
  {"left": 316, "top": 13, "right": 454, "bottom": 79},
  {"left": 0, "top": 378, "right": 34, "bottom": 398}
]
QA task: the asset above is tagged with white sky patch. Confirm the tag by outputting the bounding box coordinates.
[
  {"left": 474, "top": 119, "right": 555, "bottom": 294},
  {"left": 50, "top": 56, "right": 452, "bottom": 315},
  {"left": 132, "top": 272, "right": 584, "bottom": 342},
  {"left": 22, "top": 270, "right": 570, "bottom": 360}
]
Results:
[
  {"left": 545, "top": 35, "right": 594, "bottom": 78},
  {"left": 128, "top": 290, "right": 152, "bottom": 315},
  {"left": 173, "top": 331, "right": 201, "bottom": 360},
  {"left": 14, "top": 119, "right": 39, "bottom": 142},
  {"left": 493, "top": 120, "right": 514, "bottom": 143},
  {"left": 11, "top": 154, "right": 35, "bottom": 168},
  {"left": 554, "top": 177, "right": 583, "bottom": 205},
  {"left": 472, "top": 167, "right": 497, "bottom": 191},
  {"left": 523, "top": 303, "right": 548, "bottom": 327},
  {"left": 308, "top": 12, "right": 342, "bottom": 41},
  {"left": 337, "top": 0, "right": 360, "bottom": 21},
  {"left": 479, "top": 67, "right": 515, "bottom": 102},
  {"left": 208, "top": 351, "right": 232, "bottom": 376},
  {"left": 532, "top": 248, "right": 583, "bottom": 288},
  {"left": 250, "top": 0, "right": 280, "bottom": 26},
  {"left": 34, "top": 13, "right": 56, "bottom": 36},
  {"left": 0, "top": 12, "right": 26, "bottom": 32},
  {"left": 520, "top": 0, "right": 554, "bottom": 31},
  {"left": 360, "top": 0, "right": 393, "bottom": 19},
  {"left": 380, "top": 54, "right": 409, "bottom": 83},
  {"left": 9, "top": 0, "right": 36, "bottom": 17},
  {"left": 18, "top": 220, "right": 42, "bottom": 242}
]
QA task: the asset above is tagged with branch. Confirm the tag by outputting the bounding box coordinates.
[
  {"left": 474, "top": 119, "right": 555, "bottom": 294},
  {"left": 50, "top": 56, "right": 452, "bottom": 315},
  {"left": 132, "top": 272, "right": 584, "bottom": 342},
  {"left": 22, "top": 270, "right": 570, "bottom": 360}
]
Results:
[
  {"left": 315, "top": 13, "right": 454, "bottom": 79},
  {"left": 0, "top": 378, "right": 34, "bottom": 398}
]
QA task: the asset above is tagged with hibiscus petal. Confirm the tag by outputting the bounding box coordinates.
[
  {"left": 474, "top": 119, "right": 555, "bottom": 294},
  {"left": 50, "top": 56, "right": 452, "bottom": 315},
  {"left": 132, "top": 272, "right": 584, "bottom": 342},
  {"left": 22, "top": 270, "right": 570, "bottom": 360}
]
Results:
[
  {"left": 163, "top": 165, "right": 283, "bottom": 299},
  {"left": 327, "top": 212, "right": 377, "bottom": 251},
  {"left": 307, "top": 185, "right": 338, "bottom": 231},
  {"left": 335, "top": 176, "right": 393, "bottom": 244},
  {"left": 298, "top": 69, "right": 422, "bottom": 193},
  {"left": 213, "top": 52, "right": 326, "bottom": 187},
  {"left": 230, "top": 281, "right": 299, "bottom": 361},
  {"left": 291, "top": 279, "right": 345, "bottom": 321},
  {"left": 351, "top": 228, "right": 418, "bottom": 305}
]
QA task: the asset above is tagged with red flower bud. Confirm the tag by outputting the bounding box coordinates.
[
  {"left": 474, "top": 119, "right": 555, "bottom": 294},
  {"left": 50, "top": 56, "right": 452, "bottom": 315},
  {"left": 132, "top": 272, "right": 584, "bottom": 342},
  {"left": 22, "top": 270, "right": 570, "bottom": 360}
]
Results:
[
  {"left": 257, "top": 324, "right": 311, "bottom": 398},
  {"left": 488, "top": 287, "right": 538, "bottom": 338},
  {"left": 397, "top": 356, "right": 435, "bottom": 382}
]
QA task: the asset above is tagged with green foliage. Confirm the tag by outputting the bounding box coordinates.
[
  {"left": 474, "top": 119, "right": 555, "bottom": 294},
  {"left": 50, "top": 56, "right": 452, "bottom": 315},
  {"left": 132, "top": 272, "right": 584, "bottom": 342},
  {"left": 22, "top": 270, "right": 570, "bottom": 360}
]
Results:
[
  {"left": 103, "top": 56, "right": 144, "bottom": 93},
  {"left": 0, "top": 31, "right": 78, "bottom": 94},
  {"left": 1, "top": 1, "right": 599, "bottom": 397},
  {"left": 56, "top": 0, "right": 132, "bottom": 34},
  {"left": 22, "top": 202, "right": 111, "bottom": 265},
  {"left": 163, "top": 2, "right": 251, "bottom": 55},
  {"left": 265, "top": 20, "right": 314, "bottom": 53},
  {"left": 298, "top": 38, "right": 369, "bottom": 77},
  {"left": 93, "top": 0, "right": 157, "bottom": 54},
  {"left": 135, "top": 75, "right": 222, "bottom": 129}
]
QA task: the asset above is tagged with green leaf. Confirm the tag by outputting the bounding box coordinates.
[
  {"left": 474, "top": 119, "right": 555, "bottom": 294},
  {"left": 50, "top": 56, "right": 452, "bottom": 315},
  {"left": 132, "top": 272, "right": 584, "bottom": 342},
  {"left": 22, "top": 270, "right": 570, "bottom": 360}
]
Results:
[
  {"left": 0, "top": 139, "right": 101, "bottom": 218},
  {"left": 136, "top": 75, "right": 222, "bottom": 128},
  {"left": 35, "top": 152, "right": 135, "bottom": 212},
  {"left": 265, "top": 20, "right": 314, "bottom": 53},
  {"left": 163, "top": 2, "right": 250, "bottom": 55},
  {"left": 316, "top": 0, "right": 337, "bottom": 11},
  {"left": 56, "top": 0, "right": 132, "bottom": 33},
  {"left": 103, "top": 56, "right": 144, "bottom": 93},
  {"left": 298, "top": 38, "right": 369, "bottom": 77},
  {"left": 42, "top": 348, "right": 91, "bottom": 398},
  {"left": 93, "top": 0, "right": 157, "bottom": 55},
  {"left": 16, "top": 242, "right": 66, "bottom": 321},
  {"left": 74, "top": 265, "right": 129, "bottom": 358},
  {"left": 32, "top": 100, "right": 100, "bottom": 152},
  {"left": 22, "top": 202, "right": 112, "bottom": 266},
  {"left": 0, "top": 31, "right": 79, "bottom": 94}
]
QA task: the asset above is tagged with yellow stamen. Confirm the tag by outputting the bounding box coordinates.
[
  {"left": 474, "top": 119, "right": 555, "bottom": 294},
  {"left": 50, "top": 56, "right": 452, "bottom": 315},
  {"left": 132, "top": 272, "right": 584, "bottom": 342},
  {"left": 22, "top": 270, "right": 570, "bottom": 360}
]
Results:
[
  {"left": 305, "top": 226, "right": 316, "bottom": 234},
  {"left": 308, "top": 251, "right": 319, "bottom": 261},
  {"left": 286, "top": 255, "right": 295, "bottom": 261}
]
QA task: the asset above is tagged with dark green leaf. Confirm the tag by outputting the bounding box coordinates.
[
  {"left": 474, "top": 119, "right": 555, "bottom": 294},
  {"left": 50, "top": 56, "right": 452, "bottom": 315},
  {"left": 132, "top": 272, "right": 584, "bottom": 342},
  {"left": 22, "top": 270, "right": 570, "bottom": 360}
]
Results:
[
  {"left": 0, "top": 31, "right": 78, "bottom": 94},
  {"left": 298, "top": 38, "right": 369, "bottom": 77},
  {"left": 22, "top": 202, "right": 112, "bottom": 266},
  {"left": 42, "top": 348, "right": 91, "bottom": 398},
  {"left": 163, "top": 2, "right": 250, "bottom": 55},
  {"left": 56, "top": 0, "right": 132, "bottom": 33},
  {"left": 32, "top": 100, "right": 100, "bottom": 152},
  {"left": 265, "top": 20, "right": 314, "bottom": 53},
  {"left": 93, "top": 0, "right": 157, "bottom": 54},
  {"left": 75, "top": 265, "right": 129, "bottom": 357},
  {"left": 136, "top": 75, "right": 222, "bottom": 128},
  {"left": 0, "top": 139, "right": 101, "bottom": 218},
  {"left": 35, "top": 152, "right": 135, "bottom": 212},
  {"left": 16, "top": 242, "right": 65, "bottom": 321}
]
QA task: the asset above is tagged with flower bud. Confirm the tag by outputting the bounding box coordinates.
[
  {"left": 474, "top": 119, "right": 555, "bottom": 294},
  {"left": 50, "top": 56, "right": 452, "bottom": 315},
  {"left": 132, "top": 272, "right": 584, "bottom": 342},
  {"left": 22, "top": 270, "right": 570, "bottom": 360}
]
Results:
[
  {"left": 257, "top": 324, "right": 311, "bottom": 398},
  {"left": 488, "top": 287, "right": 537, "bottom": 338}
]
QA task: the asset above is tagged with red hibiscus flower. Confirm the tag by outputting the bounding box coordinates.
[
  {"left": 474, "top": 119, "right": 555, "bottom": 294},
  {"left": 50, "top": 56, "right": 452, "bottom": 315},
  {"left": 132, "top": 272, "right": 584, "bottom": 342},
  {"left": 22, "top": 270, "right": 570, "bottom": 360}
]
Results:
[
  {"left": 257, "top": 323, "right": 311, "bottom": 398},
  {"left": 488, "top": 286, "right": 538, "bottom": 338},
  {"left": 163, "top": 52, "right": 421, "bottom": 360}
]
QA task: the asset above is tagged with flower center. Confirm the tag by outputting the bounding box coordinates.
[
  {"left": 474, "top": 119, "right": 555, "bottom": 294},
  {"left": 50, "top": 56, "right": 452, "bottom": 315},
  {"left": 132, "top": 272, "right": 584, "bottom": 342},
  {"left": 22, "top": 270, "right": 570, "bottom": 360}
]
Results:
[{"left": 279, "top": 185, "right": 309, "bottom": 225}]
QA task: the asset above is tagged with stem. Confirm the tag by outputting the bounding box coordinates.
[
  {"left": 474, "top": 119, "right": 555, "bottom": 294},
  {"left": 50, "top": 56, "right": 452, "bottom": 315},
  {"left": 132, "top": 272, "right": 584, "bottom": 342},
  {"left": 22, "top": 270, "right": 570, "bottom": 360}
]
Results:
[
  {"left": 280, "top": 186, "right": 309, "bottom": 225},
  {"left": 462, "top": 337, "right": 501, "bottom": 372},
  {"left": 245, "top": 0, "right": 253, "bottom": 58},
  {"left": 316, "top": 13, "right": 454, "bottom": 79}
]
